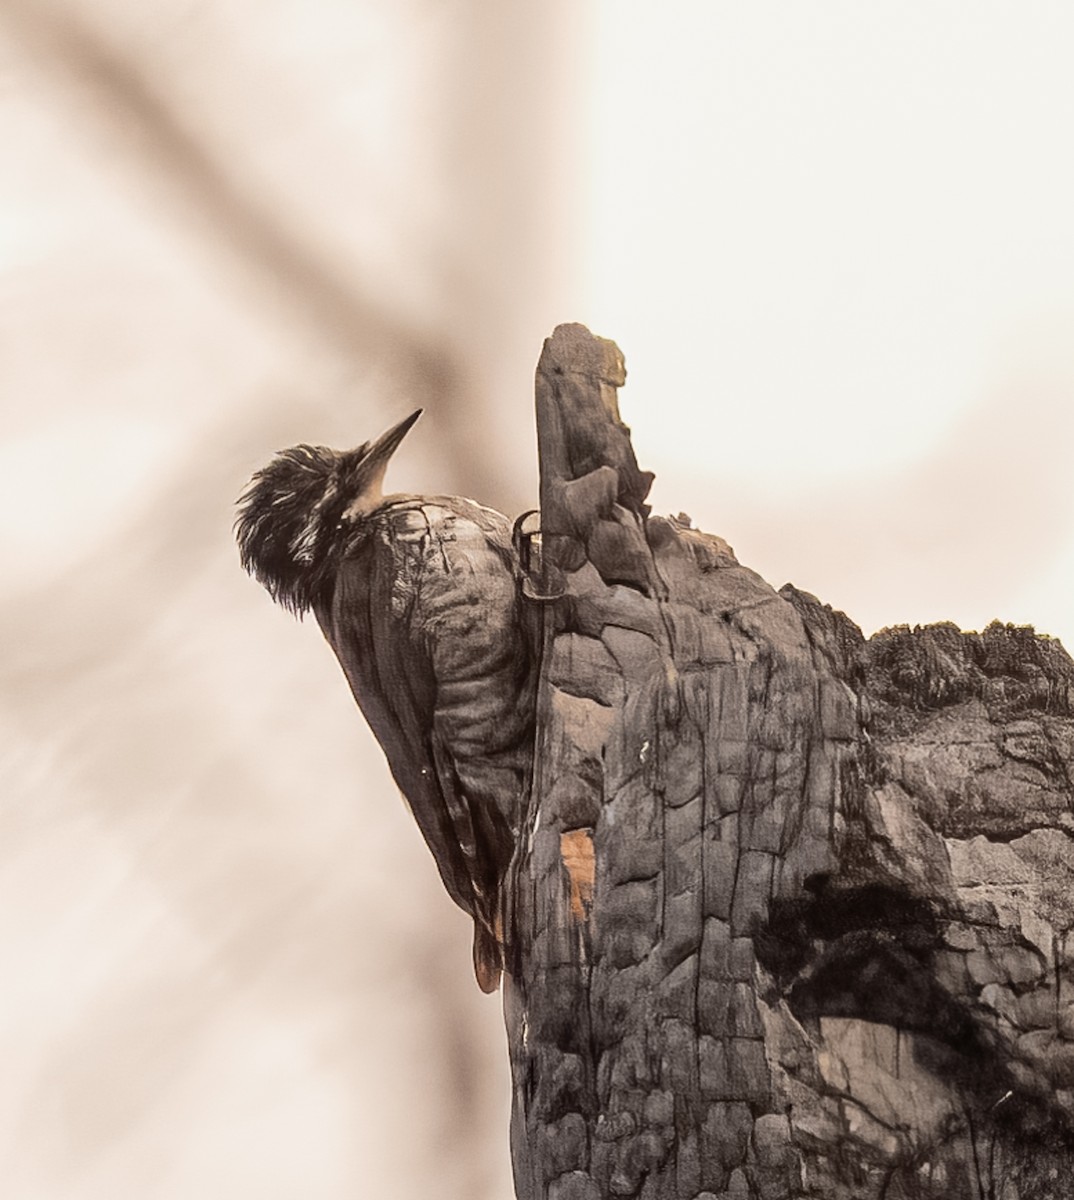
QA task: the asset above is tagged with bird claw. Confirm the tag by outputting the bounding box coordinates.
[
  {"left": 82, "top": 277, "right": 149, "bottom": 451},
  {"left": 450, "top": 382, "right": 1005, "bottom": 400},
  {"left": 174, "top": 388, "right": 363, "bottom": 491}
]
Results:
[{"left": 513, "top": 510, "right": 565, "bottom": 602}]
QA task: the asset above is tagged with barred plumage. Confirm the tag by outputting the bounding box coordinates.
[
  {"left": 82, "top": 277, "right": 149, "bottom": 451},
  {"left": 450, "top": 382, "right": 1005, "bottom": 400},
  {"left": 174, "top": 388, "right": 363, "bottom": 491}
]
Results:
[{"left": 236, "top": 412, "right": 534, "bottom": 991}]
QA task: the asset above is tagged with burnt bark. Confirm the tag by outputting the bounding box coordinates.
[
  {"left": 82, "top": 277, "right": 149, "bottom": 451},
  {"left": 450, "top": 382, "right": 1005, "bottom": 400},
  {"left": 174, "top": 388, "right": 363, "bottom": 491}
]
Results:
[{"left": 503, "top": 324, "right": 1074, "bottom": 1200}]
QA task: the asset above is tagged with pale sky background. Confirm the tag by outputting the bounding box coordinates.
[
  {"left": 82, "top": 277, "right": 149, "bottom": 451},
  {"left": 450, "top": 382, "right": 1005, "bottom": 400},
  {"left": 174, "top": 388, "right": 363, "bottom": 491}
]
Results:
[
  {"left": 2, "top": 3, "right": 1072, "bottom": 1199},
  {"left": 581, "top": 2, "right": 1074, "bottom": 650}
]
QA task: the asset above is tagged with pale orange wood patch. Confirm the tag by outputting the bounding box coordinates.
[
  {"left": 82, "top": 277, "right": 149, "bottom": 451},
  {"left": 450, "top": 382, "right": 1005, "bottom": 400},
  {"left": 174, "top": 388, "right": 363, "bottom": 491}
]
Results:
[{"left": 560, "top": 828, "right": 595, "bottom": 921}]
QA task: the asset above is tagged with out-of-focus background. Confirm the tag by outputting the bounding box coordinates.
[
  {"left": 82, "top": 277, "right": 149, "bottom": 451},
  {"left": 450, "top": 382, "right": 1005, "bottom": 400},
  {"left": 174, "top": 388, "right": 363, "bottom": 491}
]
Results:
[{"left": 2, "top": 3, "right": 1072, "bottom": 1197}]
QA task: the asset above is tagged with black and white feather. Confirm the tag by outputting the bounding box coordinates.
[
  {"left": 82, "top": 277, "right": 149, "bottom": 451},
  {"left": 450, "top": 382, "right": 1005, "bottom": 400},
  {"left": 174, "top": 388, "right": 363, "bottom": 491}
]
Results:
[
  {"left": 236, "top": 413, "right": 534, "bottom": 992},
  {"left": 236, "top": 442, "right": 368, "bottom": 616}
]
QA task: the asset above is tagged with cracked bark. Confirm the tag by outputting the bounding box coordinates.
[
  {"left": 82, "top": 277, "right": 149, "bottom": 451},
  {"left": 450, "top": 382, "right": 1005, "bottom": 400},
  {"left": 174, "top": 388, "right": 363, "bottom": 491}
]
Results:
[{"left": 503, "top": 324, "right": 1074, "bottom": 1200}]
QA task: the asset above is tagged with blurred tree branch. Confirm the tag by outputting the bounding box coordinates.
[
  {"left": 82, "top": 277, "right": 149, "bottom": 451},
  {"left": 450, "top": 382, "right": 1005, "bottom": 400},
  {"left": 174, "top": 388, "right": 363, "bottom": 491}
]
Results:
[{"left": 0, "top": 0, "right": 477, "bottom": 452}]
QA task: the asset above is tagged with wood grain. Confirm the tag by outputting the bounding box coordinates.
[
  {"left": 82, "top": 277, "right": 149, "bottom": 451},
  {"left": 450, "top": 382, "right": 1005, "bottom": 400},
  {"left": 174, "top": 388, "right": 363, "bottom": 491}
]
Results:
[{"left": 503, "top": 324, "right": 1074, "bottom": 1200}]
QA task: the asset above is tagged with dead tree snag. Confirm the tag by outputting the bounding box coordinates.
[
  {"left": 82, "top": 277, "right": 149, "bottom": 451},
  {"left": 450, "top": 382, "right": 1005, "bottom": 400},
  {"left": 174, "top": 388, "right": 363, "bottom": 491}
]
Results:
[{"left": 504, "top": 324, "right": 1074, "bottom": 1200}]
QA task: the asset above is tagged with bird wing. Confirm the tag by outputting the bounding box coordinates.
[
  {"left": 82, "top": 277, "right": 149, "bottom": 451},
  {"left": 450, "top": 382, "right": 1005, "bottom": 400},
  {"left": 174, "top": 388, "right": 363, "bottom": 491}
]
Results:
[
  {"left": 316, "top": 497, "right": 531, "bottom": 936},
  {"left": 316, "top": 519, "right": 477, "bottom": 919}
]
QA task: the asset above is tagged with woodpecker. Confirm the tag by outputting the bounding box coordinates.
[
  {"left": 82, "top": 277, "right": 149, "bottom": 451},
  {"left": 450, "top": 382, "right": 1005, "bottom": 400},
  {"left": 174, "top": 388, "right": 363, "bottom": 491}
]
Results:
[{"left": 236, "top": 410, "right": 535, "bottom": 991}]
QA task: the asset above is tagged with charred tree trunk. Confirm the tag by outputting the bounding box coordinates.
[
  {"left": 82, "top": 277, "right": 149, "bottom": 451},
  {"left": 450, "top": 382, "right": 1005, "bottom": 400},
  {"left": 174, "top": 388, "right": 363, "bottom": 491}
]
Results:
[{"left": 503, "top": 324, "right": 1074, "bottom": 1200}]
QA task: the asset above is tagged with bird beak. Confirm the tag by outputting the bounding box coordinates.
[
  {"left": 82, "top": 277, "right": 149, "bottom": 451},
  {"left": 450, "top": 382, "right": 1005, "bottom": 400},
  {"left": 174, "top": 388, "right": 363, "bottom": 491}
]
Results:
[
  {"left": 344, "top": 409, "right": 422, "bottom": 519},
  {"left": 361, "top": 408, "right": 422, "bottom": 471}
]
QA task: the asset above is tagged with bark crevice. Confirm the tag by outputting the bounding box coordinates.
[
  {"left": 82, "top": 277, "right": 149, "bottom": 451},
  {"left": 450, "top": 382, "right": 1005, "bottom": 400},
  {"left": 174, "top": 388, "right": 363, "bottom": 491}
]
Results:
[{"left": 505, "top": 324, "right": 1074, "bottom": 1200}]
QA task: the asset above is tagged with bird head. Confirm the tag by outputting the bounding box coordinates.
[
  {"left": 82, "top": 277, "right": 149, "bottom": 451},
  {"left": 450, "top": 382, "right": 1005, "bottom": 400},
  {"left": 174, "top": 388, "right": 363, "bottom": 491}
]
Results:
[{"left": 236, "top": 409, "right": 421, "bottom": 615}]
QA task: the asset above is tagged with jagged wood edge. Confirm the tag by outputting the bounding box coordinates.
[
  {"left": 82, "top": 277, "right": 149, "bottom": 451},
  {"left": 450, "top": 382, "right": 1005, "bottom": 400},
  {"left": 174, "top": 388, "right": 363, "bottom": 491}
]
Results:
[{"left": 504, "top": 323, "right": 1074, "bottom": 1200}]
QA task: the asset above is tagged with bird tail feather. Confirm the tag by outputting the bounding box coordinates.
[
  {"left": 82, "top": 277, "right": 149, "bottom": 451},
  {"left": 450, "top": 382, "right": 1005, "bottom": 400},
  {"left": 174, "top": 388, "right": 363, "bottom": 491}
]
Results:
[{"left": 472, "top": 919, "right": 502, "bottom": 993}]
